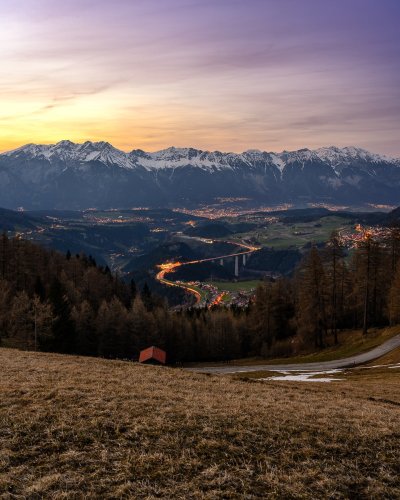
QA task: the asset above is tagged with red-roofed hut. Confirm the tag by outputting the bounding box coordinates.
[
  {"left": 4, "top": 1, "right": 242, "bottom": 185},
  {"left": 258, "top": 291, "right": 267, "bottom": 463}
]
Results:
[{"left": 139, "top": 346, "right": 167, "bottom": 365}]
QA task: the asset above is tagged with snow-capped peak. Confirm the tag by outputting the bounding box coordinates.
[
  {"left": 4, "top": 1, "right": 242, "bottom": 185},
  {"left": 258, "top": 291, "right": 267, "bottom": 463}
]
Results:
[
  {"left": 3, "top": 140, "right": 133, "bottom": 169},
  {"left": 4, "top": 143, "right": 50, "bottom": 158},
  {"left": 314, "top": 146, "right": 389, "bottom": 165},
  {"left": 244, "top": 149, "right": 263, "bottom": 154},
  {"left": 1, "top": 142, "right": 397, "bottom": 174}
]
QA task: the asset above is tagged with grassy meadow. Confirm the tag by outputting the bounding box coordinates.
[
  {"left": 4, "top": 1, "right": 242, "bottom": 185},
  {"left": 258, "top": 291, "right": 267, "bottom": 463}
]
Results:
[
  {"left": 1, "top": 347, "right": 399, "bottom": 498},
  {"left": 206, "top": 280, "right": 261, "bottom": 292},
  {"left": 229, "top": 216, "right": 352, "bottom": 249}
]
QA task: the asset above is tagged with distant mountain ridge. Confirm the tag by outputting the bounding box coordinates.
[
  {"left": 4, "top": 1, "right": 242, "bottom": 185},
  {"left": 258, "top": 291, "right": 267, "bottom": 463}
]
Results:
[
  {"left": 3, "top": 141, "right": 397, "bottom": 171},
  {"left": 0, "top": 141, "right": 399, "bottom": 209}
]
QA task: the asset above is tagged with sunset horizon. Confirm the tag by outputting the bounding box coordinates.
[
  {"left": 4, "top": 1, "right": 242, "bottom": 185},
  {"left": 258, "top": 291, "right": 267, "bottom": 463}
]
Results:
[
  {"left": 1, "top": 2, "right": 400, "bottom": 498},
  {"left": 1, "top": 138, "right": 398, "bottom": 158},
  {"left": 1, "top": 0, "right": 399, "bottom": 155}
]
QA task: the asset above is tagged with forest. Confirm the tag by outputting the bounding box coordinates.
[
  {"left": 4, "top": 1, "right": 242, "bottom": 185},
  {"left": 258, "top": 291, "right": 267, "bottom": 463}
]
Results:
[{"left": 1, "top": 228, "right": 400, "bottom": 363}]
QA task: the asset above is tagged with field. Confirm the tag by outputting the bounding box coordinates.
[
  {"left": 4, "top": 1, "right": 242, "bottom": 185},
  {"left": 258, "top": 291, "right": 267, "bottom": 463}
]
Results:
[
  {"left": 1, "top": 348, "right": 399, "bottom": 498},
  {"left": 206, "top": 279, "right": 261, "bottom": 292},
  {"left": 229, "top": 216, "right": 352, "bottom": 249}
]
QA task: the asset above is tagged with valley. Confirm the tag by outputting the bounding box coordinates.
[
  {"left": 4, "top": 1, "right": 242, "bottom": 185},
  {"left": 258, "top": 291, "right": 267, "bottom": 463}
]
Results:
[
  {"left": 2, "top": 204, "right": 397, "bottom": 308},
  {"left": 3, "top": 2, "right": 399, "bottom": 497},
  {"left": 155, "top": 237, "right": 260, "bottom": 307},
  {"left": 1, "top": 140, "right": 399, "bottom": 310}
]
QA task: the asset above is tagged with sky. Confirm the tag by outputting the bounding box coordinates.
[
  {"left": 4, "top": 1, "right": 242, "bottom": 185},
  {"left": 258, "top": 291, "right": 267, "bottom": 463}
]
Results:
[{"left": 1, "top": 0, "right": 399, "bottom": 155}]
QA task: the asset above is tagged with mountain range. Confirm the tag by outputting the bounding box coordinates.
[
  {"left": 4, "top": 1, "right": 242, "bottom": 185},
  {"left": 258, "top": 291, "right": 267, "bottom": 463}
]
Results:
[{"left": 0, "top": 141, "right": 399, "bottom": 209}]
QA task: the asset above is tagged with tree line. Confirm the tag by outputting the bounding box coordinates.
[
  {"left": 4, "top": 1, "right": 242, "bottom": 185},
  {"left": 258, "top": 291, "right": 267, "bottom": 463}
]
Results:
[{"left": 0, "top": 227, "right": 400, "bottom": 362}]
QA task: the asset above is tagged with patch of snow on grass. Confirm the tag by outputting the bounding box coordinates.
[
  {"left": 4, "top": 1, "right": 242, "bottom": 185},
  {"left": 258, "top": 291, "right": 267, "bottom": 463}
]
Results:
[{"left": 261, "top": 369, "right": 343, "bottom": 383}]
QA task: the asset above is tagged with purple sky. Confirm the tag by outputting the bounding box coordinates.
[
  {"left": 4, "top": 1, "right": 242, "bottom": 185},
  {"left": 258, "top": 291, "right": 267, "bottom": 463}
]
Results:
[{"left": 1, "top": 0, "right": 399, "bottom": 154}]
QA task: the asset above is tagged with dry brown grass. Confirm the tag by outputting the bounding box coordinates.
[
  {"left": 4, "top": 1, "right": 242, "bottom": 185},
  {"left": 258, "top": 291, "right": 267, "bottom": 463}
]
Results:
[
  {"left": 0, "top": 348, "right": 399, "bottom": 499},
  {"left": 366, "top": 346, "right": 400, "bottom": 366}
]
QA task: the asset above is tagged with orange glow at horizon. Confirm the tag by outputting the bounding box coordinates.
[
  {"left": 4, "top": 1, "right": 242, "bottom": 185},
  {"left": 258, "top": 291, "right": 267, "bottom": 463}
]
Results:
[{"left": 1, "top": 1, "right": 399, "bottom": 156}]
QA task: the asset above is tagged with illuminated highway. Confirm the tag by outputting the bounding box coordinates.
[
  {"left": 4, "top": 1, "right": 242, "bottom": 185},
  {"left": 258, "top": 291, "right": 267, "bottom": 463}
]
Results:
[{"left": 155, "top": 239, "right": 260, "bottom": 306}]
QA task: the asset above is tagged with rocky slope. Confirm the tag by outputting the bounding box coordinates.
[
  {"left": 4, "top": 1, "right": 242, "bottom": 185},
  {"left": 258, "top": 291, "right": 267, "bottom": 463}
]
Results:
[{"left": 0, "top": 141, "right": 399, "bottom": 209}]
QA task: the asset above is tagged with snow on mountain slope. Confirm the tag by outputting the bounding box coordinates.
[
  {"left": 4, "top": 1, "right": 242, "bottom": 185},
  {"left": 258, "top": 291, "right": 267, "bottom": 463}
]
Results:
[
  {"left": 130, "top": 147, "right": 236, "bottom": 171},
  {"left": 3, "top": 140, "right": 132, "bottom": 170},
  {"left": 2, "top": 141, "right": 397, "bottom": 172},
  {"left": 0, "top": 141, "right": 399, "bottom": 210}
]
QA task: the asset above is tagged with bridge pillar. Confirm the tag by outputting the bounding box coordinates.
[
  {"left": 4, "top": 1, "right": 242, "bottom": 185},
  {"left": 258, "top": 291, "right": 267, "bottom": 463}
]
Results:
[
  {"left": 234, "top": 256, "right": 239, "bottom": 277},
  {"left": 242, "top": 254, "right": 246, "bottom": 266},
  {"left": 220, "top": 258, "right": 224, "bottom": 266}
]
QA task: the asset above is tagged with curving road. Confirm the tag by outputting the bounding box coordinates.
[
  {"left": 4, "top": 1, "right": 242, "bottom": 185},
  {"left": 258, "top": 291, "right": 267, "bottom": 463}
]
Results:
[
  {"left": 188, "top": 333, "right": 400, "bottom": 374},
  {"left": 155, "top": 239, "right": 260, "bottom": 305}
]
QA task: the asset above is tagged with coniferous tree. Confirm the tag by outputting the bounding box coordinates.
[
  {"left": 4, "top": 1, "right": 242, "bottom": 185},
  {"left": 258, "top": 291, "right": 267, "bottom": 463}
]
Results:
[
  {"left": 130, "top": 296, "right": 157, "bottom": 353},
  {"left": 369, "top": 240, "right": 387, "bottom": 326},
  {"left": 352, "top": 234, "right": 386, "bottom": 335},
  {"left": 72, "top": 300, "right": 98, "bottom": 356},
  {"left": 0, "top": 279, "right": 11, "bottom": 342},
  {"left": 324, "top": 231, "right": 345, "bottom": 344},
  {"left": 361, "top": 235, "right": 372, "bottom": 335},
  {"left": 97, "top": 297, "right": 131, "bottom": 358},
  {"left": 9, "top": 291, "right": 34, "bottom": 349},
  {"left": 32, "top": 296, "right": 55, "bottom": 351},
  {"left": 296, "top": 246, "right": 328, "bottom": 348},
  {"left": 253, "top": 282, "right": 275, "bottom": 353},
  {"left": 130, "top": 279, "right": 137, "bottom": 301},
  {"left": 34, "top": 276, "right": 46, "bottom": 301},
  {"left": 48, "top": 277, "right": 76, "bottom": 353},
  {"left": 141, "top": 282, "right": 153, "bottom": 311},
  {"left": 0, "top": 233, "right": 9, "bottom": 280},
  {"left": 387, "top": 224, "right": 400, "bottom": 276},
  {"left": 388, "top": 264, "right": 400, "bottom": 325}
]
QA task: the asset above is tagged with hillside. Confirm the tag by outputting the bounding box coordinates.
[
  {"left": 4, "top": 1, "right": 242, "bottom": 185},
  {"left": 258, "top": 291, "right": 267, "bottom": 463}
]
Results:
[
  {"left": 184, "top": 222, "right": 234, "bottom": 238},
  {"left": 0, "top": 207, "right": 44, "bottom": 232},
  {"left": 1, "top": 348, "right": 399, "bottom": 498},
  {"left": 1, "top": 142, "right": 400, "bottom": 209}
]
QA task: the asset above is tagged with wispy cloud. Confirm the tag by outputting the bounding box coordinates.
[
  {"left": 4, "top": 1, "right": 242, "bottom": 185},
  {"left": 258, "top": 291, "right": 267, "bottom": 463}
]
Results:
[{"left": 0, "top": 0, "right": 399, "bottom": 154}]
